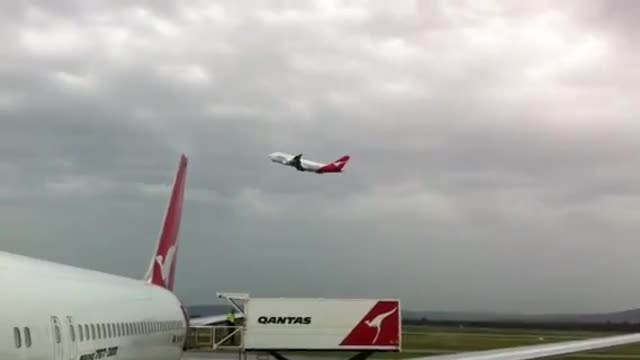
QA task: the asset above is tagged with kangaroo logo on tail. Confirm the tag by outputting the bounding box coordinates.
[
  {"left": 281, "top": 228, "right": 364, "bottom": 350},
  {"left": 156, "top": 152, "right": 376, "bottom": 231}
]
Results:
[{"left": 155, "top": 245, "right": 176, "bottom": 287}]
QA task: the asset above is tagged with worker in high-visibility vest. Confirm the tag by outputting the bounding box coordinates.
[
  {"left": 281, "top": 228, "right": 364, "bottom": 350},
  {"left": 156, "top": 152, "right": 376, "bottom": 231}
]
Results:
[
  {"left": 225, "top": 310, "right": 236, "bottom": 326},
  {"left": 225, "top": 309, "right": 237, "bottom": 345}
]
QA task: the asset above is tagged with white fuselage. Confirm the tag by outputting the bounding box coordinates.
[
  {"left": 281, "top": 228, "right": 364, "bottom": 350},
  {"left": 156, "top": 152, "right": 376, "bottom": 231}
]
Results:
[
  {"left": 268, "top": 152, "right": 325, "bottom": 172},
  {"left": 0, "top": 250, "right": 187, "bottom": 360}
]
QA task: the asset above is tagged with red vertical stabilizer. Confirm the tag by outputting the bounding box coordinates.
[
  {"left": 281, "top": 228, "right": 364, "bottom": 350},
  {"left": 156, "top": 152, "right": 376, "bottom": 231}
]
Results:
[
  {"left": 143, "top": 154, "right": 188, "bottom": 292},
  {"left": 318, "top": 155, "right": 350, "bottom": 173}
]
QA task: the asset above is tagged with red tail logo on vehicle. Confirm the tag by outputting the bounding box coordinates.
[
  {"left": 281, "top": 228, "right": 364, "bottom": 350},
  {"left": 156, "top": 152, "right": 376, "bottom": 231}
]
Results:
[
  {"left": 340, "top": 300, "right": 400, "bottom": 347},
  {"left": 143, "top": 154, "right": 188, "bottom": 292},
  {"left": 318, "top": 155, "right": 350, "bottom": 173}
]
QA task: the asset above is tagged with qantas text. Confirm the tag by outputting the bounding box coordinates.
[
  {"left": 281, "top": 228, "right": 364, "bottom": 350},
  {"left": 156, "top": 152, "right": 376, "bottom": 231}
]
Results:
[{"left": 257, "top": 316, "right": 312, "bottom": 325}]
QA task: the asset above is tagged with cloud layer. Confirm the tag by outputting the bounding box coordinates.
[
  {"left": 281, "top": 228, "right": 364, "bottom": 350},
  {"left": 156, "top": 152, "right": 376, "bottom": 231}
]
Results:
[{"left": 1, "top": 0, "right": 640, "bottom": 313}]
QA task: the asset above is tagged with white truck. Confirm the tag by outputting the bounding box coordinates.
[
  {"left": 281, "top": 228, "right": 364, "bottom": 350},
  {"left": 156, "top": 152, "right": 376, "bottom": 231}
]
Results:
[{"left": 243, "top": 298, "right": 401, "bottom": 352}]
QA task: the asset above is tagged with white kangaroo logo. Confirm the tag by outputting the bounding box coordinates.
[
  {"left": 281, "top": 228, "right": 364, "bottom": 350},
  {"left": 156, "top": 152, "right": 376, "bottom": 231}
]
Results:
[
  {"left": 155, "top": 245, "right": 176, "bottom": 287},
  {"left": 364, "top": 307, "right": 398, "bottom": 344}
]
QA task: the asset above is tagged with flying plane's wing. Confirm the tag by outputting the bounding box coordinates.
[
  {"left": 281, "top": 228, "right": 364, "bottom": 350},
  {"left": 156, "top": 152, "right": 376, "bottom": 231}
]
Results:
[
  {"left": 412, "top": 333, "right": 640, "bottom": 360},
  {"left": 288, "top": 154, "right": 304, "bottom": 171},
  {"left": 188, "top": 313, "right": 245, "bottom": 326}
]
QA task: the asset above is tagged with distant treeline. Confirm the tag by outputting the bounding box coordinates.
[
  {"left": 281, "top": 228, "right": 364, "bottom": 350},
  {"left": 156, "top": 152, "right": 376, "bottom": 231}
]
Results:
[{"left": 403, "top": 318, "right": 640, "bottom": 332}]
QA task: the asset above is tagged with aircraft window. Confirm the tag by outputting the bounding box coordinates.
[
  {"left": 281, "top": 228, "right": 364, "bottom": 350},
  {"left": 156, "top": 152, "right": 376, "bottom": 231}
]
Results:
[
  {"left": 102, "top": 324, "right": 107, "bottom": 338},
  {"left": 70, "top": 323, "right": 76, "bottom": 342},
  {"left": 24, "top": 327, "right": 31, "bottom": 348},
  {"left": 111, "top": 323, "right": 115, "bottom": 337},
  {"left": 97, "top": 324, "right": 102, "bottom": 339},
  {"left": 14, "top": 327, "right": 21, "bottom": 348},
  {"left": 91, "top": 324, "right": 96, "bottom": 340},
  {"left": 107, "top": 323, "right": 112, "bottom": 338},
  {"left": 78, "top": 325, "right": 83, "bottom": 342},
  {"left": 117, "top": 323, "right": 121, "bottom": 337},
  {"left": 55, "top": 324, "right": 61, "bottom": 344}
]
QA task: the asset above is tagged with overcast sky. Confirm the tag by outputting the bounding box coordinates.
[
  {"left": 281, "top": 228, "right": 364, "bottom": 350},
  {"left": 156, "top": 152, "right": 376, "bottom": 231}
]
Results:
[{"left": 1, "top": 0, "right": 639, "bottom": 314}]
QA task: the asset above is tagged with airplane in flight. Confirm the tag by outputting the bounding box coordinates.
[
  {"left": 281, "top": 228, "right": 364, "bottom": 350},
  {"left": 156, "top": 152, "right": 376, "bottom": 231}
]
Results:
[
  {"left": 3, "top": 154, "right": 640, "bottom": 360},
  {"left": 1, "top": 154, "right": 193, "bottom": 360},
  {"left": 268, "top": 152, "right": 350, "bottom": 174}
]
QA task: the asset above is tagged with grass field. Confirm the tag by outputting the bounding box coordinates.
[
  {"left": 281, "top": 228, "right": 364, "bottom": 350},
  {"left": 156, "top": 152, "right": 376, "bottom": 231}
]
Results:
[{"left": 386, "top": 325, "right": 640, "bottom": 359}]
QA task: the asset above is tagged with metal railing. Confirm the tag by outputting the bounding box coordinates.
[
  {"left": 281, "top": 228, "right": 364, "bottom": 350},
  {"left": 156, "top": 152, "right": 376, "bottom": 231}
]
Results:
[{"left": 186, "top": 326, "right": 244, "bottom": 351}]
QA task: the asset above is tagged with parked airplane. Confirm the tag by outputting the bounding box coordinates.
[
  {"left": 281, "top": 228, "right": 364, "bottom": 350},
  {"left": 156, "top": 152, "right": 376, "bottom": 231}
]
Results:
[
  {"left": 1, "top": 154, "right": 192, "bottom": 360},
  {"left": 268, "top": 152, "right": 350, "bottom": 174}
]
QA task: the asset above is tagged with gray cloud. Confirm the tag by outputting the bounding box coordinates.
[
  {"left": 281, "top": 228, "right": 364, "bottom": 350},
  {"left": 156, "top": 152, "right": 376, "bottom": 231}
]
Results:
[{"left": 1, "top": 0, "right": 639, "bottom": 314}]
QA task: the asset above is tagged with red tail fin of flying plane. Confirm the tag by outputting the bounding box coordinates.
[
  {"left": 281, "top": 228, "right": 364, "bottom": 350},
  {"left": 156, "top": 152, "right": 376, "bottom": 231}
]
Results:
[
  {"left": 318, "top": 155, "right": 350, "bottom": 173},
  {"left": 143, "top": 154, "right": 188, "bottom": 292}
]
